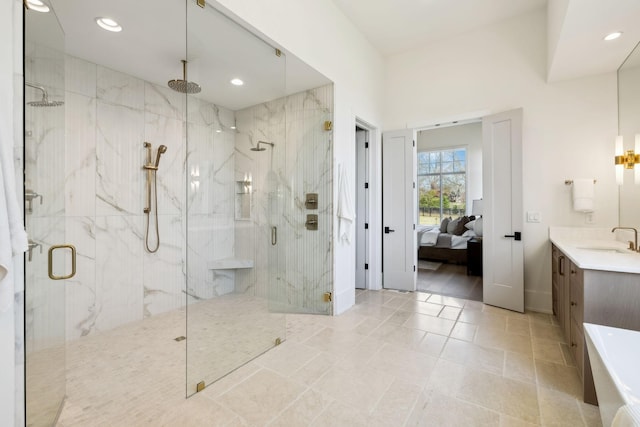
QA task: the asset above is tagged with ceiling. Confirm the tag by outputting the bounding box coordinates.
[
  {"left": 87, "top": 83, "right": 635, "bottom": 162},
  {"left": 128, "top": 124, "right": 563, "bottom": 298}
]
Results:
[
  {"left": 331, "top": 0, "right": 640, "bottom": 82},
  {"left": 34, "top": 0, "right": 330, "bottom": 110}
]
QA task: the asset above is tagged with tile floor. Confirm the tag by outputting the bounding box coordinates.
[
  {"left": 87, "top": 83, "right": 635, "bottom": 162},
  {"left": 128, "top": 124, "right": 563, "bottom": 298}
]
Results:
[
  {"left": 417, "top": 264, "right": 483, "bottom": 302},
  {"left": 53, "top": 289, "right": 602, "bottom": 426}
]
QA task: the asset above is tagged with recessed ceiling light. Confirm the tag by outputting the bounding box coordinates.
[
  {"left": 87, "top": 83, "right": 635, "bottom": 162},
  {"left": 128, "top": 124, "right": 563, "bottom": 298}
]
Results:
[
  {"left": 96, "top": 17, "right": 123, "bottom": 33},
  {"left": 230, "top": 78, "right": 244, "bottom": 86},
  {"left": 604, "top": 32, "right": 622, "bottom": 41},
  {"left": 25, "top": 0, "right": 50, "bottom": 13}
]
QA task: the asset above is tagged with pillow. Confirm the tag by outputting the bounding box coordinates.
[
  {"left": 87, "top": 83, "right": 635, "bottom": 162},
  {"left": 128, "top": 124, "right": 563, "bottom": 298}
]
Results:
[
  {"left": 440, "top": 217, "right": 451, "bottom": 233},
  {"left": 462, "top": 229, "right": 476, "bottom": 238},
  {"left": 446, "top": 218, "right": 459, "bottom": 234},
  {"left": 465, "top": 219, "right": 476, "bottom": 230},
  {"left": 474, "top": 217, "right": 483, "bottom": 237}
]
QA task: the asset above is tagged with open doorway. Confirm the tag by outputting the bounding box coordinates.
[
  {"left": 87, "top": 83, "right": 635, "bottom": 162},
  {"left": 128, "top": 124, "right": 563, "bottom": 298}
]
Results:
[
  {"left": 355, "top": 125, "right": 370, "bottom": 289},
  {"left": 414, "top": 120, "right": 483, "bottom": 301}
]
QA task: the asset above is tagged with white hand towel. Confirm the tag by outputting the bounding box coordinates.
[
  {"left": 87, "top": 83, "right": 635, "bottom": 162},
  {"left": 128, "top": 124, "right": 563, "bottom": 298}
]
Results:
[
  {"left": 337, "top": 164, "right": 355, "bottom": 244},
  {"left": 572, "top": 179, "right": 594, "bottom": 213},
  {"left": 612, "top": 404, "right": 640, "bottom": 427},
  {"left": 0, "top": 127, "right": 29, "bottom": 312}
]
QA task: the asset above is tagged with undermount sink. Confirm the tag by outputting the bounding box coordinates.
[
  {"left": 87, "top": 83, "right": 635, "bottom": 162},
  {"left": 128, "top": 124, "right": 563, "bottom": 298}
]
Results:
[{"left": 577, "top": 246, "right": 632, "bottom": 254}]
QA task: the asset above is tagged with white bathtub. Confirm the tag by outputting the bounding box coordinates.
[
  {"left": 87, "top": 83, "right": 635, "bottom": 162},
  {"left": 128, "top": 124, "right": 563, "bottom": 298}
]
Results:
[{"left": 584, "top": 323, "right": 640, "bottom": 427}]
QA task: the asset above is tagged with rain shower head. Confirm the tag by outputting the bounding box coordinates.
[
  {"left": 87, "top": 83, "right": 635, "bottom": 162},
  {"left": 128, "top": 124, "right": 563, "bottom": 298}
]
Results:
[
  {"left": 168, "top": 60, "right": 201, "bottom": 94},
  {"left": 250, "top": 141, "right": 274, "bottom": 152},
  {"left": 26, "top": 82, "right": 64, "bottom": 107}
]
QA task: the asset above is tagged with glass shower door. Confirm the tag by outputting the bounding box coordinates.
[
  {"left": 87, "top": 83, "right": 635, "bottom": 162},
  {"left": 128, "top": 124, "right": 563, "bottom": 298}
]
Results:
[{"left": 24, "top": 5, "right": 68, "bottom": 426}]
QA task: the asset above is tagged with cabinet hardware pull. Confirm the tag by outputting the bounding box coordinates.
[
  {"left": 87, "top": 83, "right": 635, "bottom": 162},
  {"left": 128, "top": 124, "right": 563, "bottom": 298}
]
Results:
[
  {"left": 571, "top": 342, "right": 577, "bottom": 348},
  {"left": 570, "top": 301, "right": 577, "bottom": 306},
  {"left": 559, "top": 256, "right": 565, "bottom": 276}
]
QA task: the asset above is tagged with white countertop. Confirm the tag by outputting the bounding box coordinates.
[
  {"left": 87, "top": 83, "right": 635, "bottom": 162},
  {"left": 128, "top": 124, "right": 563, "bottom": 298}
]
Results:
[{"left": 550, "top": 227, "right": 640, "bottom": 274}]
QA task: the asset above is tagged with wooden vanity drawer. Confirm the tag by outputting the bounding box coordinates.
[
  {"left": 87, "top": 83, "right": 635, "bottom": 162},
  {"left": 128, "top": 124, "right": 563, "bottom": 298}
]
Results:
[
  {"left": 569, "top": 263, "right": 584, "bottom": 325},
  {"left": 570, "top": 318, "right": 584, "bottom": 379}
]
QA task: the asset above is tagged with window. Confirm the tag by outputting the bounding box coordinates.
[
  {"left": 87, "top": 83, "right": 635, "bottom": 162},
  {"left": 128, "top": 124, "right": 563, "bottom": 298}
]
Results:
[{"left": 417, "top": 148, "right": 466, "bottom": 225}]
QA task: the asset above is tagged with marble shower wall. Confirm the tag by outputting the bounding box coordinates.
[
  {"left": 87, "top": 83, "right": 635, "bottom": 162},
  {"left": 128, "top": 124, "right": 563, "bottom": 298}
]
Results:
[
  {"left": 23, "top": 54, "right": 236, "bottom": 343},
  {"left": 235, "top": 84, "right": 334, "bottom": 314}
]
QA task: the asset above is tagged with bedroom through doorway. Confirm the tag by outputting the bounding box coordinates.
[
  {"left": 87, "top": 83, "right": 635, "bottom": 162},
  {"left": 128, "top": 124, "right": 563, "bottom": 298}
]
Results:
[{"left": 415, "top": 120, "right": 483, "bottom": 302}]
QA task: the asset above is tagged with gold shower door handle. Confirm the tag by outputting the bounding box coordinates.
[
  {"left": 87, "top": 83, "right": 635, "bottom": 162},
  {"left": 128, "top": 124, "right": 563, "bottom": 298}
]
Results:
[
  {"left": 48, "top": 244, "right": 77, "bottom": 280},
  {"left": 271, "top": 226, "right": 277, "bottom": 245}
]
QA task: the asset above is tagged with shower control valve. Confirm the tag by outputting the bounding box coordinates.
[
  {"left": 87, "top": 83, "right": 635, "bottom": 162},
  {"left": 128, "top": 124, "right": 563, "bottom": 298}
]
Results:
[{"left": 25, "top": 189, "right": 42, "bottom": 214}]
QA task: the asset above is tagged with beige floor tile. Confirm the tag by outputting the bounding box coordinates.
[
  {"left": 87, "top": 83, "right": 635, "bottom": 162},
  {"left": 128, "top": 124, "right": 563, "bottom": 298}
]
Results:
[
  {"left": 199, "top": 362, "right": 261, "bottom": 398},
  {"left": 538, "top": 386, "right": 586, "bottom": 427},
  {"left": 423, "top": 358, "right": 467, "bottom": 397},
  {"left": 504, "top": 351, "right": 536, "bottom": 384},
  {"left": 459, "top": 309, "right": 507, "bottom": 331},
  {"left": 366, "top": 343, "right": 438, "bottom": 387},
  {"left": 403, "top": 313, "right": 456, "bottom": 336},
  {"left": 310, "top": 401, "right": 370, "bottom": 427},
  {"left": 383, "top": 296, "right": 409, "bottom": 309},
  {"left": 475, "top": 326, "right": 533, "bottom": 355},
  {"left": 368, "top": 322, "right": 427, "bottom": 349},
  {"left": 368, "top": 379, "right": 422, "bottom": 426},
  {"left": 158, "top": 394, "right": 239, "bottom": 427},
  {"left": 385, "top": 309, "right": 414, "bottom": 325},
  {"left": 440, "top": 306, "right": 462, "bottom": 320},
  {"left": 268, "top": 388, "right": 333, "bottom": 427},
  {"left": 441, "top": 338, "right": 505, "bottom": 375},
  {"left": 535, "top": 359, "right": 582, "bottom": 398},
  {"left": 506, "top": 317, "right": 531, "bottom": 337},
  {"left": 527, "top": 311, "right": 554, "bottom": 325},
  {"left": 312, "top": 364, "right": 395, "bottom": 414},
  {"left": 289, "top": 352, "right": 339, "bottom": 387},
  {"left": 464, "top": 300, "right": 486, "bottom": 311},
  {"left": 407, "top": 391, "right": 501, "bottom": 427},
  {"left": 255, "top": 341, "right": 321, "bottom": 376},
  {"left": 427, "top": 294, "right": 467, "bottom": 308},
  {"left": 530, "top": 322, "right": 565, "bottom": 343},
  {"left": 216, "top": 369, "right": 306, "bottom": 426},
  {"left": 499, "top": 414, "right": 540, "bottom": 427},
  {"left": 415, "top": 332, "right": 448, "bottom": 357},
  {"left": 302, "top": 327, "right": 367, "bottom": 355},
  {"left": 532, "top": 338, "right": 565, "bottom": 364},
  {"left": 457, "top": 369, "right": 540, "bottom": 424},
  {"left": 450, "top": 321, "right": 478, "bottom": 342},
  {"left": 401, "top": 300, "right": 445, "bottom": 316},
  {"left": 560, "top": 343, "right": 577, "bottom": 367}
]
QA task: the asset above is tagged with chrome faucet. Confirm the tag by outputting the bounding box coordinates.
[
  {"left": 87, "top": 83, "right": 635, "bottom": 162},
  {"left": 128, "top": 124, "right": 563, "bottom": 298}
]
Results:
[{"left": 612, "top": 227, "right": 639, "bottom": 252}]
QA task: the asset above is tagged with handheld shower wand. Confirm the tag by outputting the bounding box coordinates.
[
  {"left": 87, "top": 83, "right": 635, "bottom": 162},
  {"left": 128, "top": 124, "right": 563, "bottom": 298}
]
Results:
[{"left": 143, "top": 143, "right": 168, "bottom": 253}]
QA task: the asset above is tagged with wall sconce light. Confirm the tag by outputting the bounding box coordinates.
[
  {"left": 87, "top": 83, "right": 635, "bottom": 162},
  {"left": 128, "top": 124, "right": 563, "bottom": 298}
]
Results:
[{"left": 615, "top": 135, "right": 640, "bottom": 185}]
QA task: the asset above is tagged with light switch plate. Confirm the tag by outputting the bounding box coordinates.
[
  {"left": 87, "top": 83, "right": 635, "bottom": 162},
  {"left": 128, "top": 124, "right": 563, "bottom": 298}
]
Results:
[{"left": 526, "top": 211, "right": 541, "bottom": 223}]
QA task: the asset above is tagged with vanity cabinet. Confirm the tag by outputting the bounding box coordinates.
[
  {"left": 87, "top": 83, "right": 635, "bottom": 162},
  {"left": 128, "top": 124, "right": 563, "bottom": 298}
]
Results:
[{"left": 552, "top": 244, "right": 640, "bottom": 405}]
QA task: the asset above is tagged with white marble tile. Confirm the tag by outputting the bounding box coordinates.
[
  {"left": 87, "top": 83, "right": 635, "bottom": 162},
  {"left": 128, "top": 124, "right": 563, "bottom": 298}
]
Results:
[
  {"left": 65, "top": 216, "right": 97, "bottom": 341},
  {"left": 96, "top": 65, "right": 144, "bottom": 109},
  {"left": 65, "top": 92, "right": 96, "bottom": 217},
  {"left": 65, "top": 55, "right": 96, "bottom": 98},
  {"left": 144, "top": 111, "right": 185, "bottom": 215},
  {"left": 95, "top": 100, "right": 144, "bottom": 215},
  {"left": 94, "top": 215, "right": 144, "bottom": 331},
  {"left": 143, "top": 214, "right": 185, "bottom": 317},
  {"left": 145, "top": 81, "right": 185, "bottom": 120}
]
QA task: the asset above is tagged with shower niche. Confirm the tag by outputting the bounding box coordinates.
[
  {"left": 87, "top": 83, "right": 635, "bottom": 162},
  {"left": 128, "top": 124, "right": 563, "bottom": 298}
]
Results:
[{"left": 235, "top": 172, "right": 252, "bottom": 220}]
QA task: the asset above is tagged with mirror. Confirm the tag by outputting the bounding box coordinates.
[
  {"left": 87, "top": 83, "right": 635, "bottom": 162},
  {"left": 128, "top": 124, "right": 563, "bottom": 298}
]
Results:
[{"left": 618, "top": 41, "right": 640, "bottom": 229}]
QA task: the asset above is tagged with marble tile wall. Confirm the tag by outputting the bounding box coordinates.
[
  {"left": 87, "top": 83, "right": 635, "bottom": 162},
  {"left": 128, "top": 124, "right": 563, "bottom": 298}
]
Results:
[{"left": 234, "top": 84, "right": 334, "bottom": 314}]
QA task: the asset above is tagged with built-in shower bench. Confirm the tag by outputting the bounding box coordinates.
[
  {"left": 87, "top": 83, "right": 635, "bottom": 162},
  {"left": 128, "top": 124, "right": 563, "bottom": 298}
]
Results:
[{"left": 207, "top": 259, "right": 254, "bottom": 270}]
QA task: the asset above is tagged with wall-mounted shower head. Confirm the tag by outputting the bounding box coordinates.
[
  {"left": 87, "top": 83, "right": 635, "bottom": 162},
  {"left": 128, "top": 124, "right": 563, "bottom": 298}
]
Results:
[
  {"left": 154, "top": 145, "right": 168, "bottom": 167},
  {"left": 168, "top": 60, "right": 201, "bottom": 94},
  {"left": 26, "top": 82, "right": 64, "bottom": 107},
  {"left": 250, "top": 141, "right": 275, "bottom": 152}
]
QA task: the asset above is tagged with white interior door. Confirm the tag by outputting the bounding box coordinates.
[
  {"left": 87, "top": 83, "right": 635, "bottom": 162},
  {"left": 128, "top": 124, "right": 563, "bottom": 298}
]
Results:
[
  {"left": 382, "top": 129, "right": 416, "bottom": 292},
  {"left": 482, "top": 109, "right": 524, "bottom": 312},
  {"left": 355, "top": 128, "right": 368, "bottom": 289}
]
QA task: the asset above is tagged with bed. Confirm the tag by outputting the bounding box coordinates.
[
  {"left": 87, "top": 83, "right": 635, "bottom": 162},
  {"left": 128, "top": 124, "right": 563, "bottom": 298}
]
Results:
[{"left": 417, "top": 216, "right": 482, "bottom": 265}]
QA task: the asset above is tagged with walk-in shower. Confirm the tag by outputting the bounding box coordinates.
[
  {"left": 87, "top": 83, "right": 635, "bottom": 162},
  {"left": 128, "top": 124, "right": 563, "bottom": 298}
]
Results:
[{"left": 23, "top": 0, "right": 333, "bottom": 425}]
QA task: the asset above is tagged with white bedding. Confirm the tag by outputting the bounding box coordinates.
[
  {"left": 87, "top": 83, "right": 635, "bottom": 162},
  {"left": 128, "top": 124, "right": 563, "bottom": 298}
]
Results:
[{"left": 417, "top": 225, "right": 475, "bottom": 250}]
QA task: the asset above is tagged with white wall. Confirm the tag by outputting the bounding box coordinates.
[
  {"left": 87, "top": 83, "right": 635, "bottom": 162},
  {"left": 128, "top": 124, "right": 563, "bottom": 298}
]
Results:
[
  {"left": 417, "top": 122, "right": 483, "bottom": 210},
  {"left": 384, "top": 8, "right": 618, "bottom": 312},
  {"left": 213, "top": 0, "right": 386, "bottom": 313}
]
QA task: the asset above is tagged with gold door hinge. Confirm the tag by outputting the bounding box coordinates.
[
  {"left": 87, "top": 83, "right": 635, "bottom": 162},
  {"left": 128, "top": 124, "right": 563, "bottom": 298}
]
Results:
[
  {"left": 197, "top": 0, "right": 205, "bottom": 8},
  {"left": 323, "top": 292, "right": 332, "bottom": 302},
  {"left": 275, "top": 48, "right": 282, "bottom": 57},
  {"left": 196, "top": 381, "right": 205, "bottom": 392}
]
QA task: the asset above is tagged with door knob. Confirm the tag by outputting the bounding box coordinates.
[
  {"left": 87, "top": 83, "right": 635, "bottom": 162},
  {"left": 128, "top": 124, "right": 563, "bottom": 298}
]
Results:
[
  {"left": 384, "top": 226, "right": 395, "bottom": 234},
  {"left": 504, "top": 231, "right": 521, "bottom": 241}
]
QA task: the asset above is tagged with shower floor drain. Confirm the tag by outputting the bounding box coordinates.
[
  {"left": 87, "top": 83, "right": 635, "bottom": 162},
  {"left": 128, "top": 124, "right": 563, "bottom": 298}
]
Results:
[{"left": 174, "top": 336, "right": 186, "bottom": 342}]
